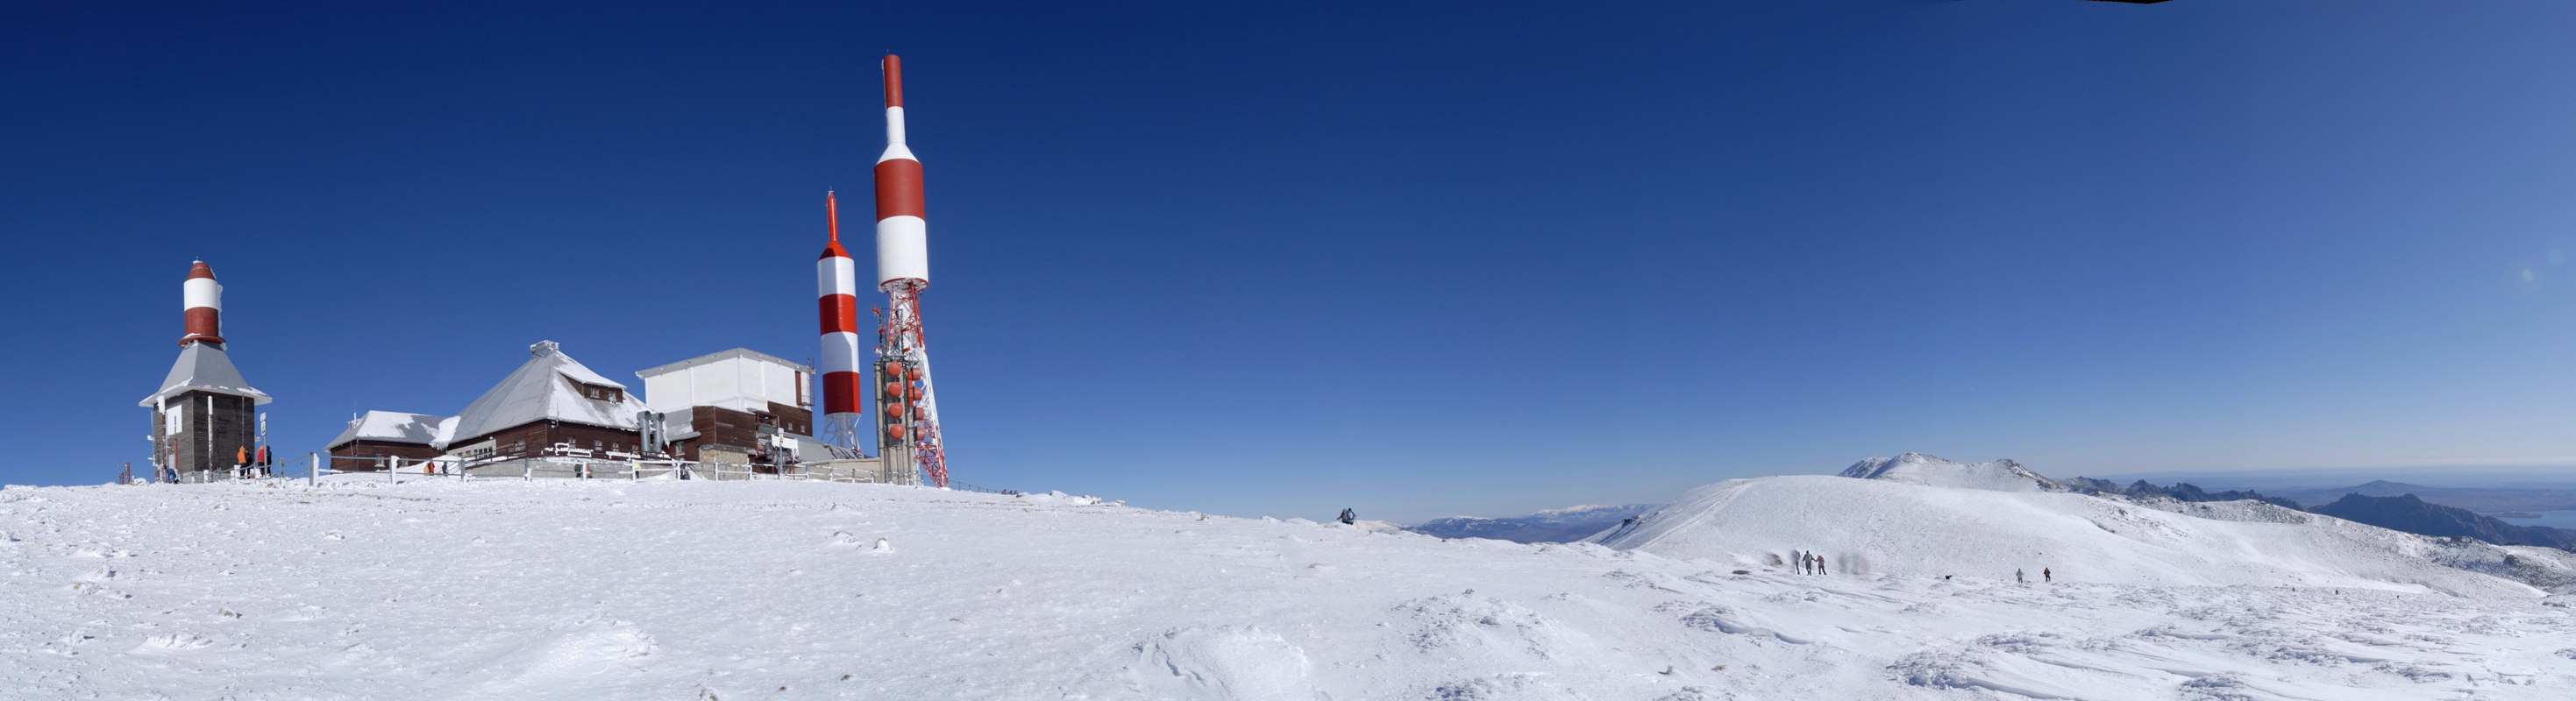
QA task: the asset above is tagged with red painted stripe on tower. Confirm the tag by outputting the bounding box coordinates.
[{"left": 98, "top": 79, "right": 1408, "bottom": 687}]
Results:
[
  {"left": 180, "top": 259, "right": 224, "bottom": 346},
  {"left": 819, "top": 191, "right": 851, "bottom": 260},
  {"left": 821, "top": 372, "right": 860, "bottom": 416},
  {"left": 818, "top": 294, "right": 860, "bottom": 334},
  {"left": 874, "top": 159, "right": 924, "bottom": 220},
  {"left": 883, "top": 53, "right": 903, "bottom": 108},
  {"left": 184, "top": 308, "right": 220, "bottom": 338}
]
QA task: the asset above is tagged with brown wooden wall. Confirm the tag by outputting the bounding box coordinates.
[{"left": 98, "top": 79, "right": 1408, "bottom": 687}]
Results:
[
  {"left": 663, "top": 402, "right": 811, "bottom": 462},
  {"left": 153, "top": 390, "right": 258, "bottom": 478},
  {"left": 455, "top": 421, "right": 648, "bottom": 461},
  {"left": 326, "top": 440, "right": 447, "bottom": 469}
]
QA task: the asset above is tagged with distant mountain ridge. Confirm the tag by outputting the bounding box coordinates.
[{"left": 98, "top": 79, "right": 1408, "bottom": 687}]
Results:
[
  {"left": 2261, "top": 480, "right": 2576, "bottom": 513},
  {"left": 1407, "top": 503, "right": 1653, "bottom": 543},
  {"left": 2307, "top": 493, "right": 2576, "bottom": 550},
  {"left": 2057, "top": 477, "right": 2302, "bottom": 509}
]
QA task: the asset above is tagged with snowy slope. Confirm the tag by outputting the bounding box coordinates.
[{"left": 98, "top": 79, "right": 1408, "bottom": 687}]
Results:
[
  {"left": 4, "top": 478, "right": 2572, "bottom": 699},
  {"left": 1593, "top": 473, "right": 2563, "bottom": 598}
]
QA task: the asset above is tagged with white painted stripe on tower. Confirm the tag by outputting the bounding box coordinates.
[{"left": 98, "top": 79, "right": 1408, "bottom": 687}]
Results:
[
  {"left": 819, "top": 333, "right": 861, "bottom": 373},
  {"left": 884, "top": 106, "right": 907, "bottom": 151},
  {"left": 183, "top": 278, "right": 221, "bottom": 310},
  {"left": 876, "top": 215, "right": 929, "bottom": 286},
  {"left": 817, "top": 256, "right": 857, "bottom": 297}
]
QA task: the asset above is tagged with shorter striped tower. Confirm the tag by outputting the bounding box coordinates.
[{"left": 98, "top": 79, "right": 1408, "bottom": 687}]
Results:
[
  {"left": 141, "top": 260, "right": 270, "bottom": 481},
  {"left": 181, "top": 260, "right": 224, "bottom": 345},
  {"left": 815, "top": 192, "right": 866, "bottom": 449}
]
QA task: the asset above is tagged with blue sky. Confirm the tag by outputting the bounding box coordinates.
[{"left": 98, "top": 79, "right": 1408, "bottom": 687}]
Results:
[{"left": 5, "top": 1, "right": 2574, "bottom": 521}]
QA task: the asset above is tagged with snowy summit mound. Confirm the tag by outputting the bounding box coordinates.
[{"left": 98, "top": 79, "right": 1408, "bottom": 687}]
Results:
[
  {"left": 1837, "top": 451, "right": 2062, "bottom": 492},
  {"left": 1597, "top": 457, "right": 2576, "bottom": 598}
]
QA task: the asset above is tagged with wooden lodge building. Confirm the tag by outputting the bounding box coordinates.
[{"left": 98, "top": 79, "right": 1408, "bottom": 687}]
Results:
[{"left": 326, "top": 341, "right": 844, "bottom": 472}]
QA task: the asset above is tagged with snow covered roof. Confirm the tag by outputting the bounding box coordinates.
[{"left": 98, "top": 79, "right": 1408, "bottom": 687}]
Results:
[
  {"left": 636, "top": 347, "right": 812, "bottom": 378},
  {"left": 438, "top": 341, "right": 649, "bottom": 448},
  {"left": 325, "top": 411, "right": 447, "bottom": 449},
  {"left": 139, "top": 342, "right": 272, "bottom": 407}
]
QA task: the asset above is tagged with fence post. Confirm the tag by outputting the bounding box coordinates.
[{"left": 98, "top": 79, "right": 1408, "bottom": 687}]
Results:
[{"left": 308, "top": 451, "right": 317, "bottom": 487}]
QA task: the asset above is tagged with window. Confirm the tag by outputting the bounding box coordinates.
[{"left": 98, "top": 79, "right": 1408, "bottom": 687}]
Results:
[{"left": 563, "top": 375, "right": 623, "bottom": 402}]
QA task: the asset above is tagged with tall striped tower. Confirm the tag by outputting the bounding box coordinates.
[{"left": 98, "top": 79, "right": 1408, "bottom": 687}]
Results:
[
  {"left": 873, "top": 53, "right": 948, "bottom": 488},
  {"left": 815, "top": 192, "right": 866, "bottom": 449}
]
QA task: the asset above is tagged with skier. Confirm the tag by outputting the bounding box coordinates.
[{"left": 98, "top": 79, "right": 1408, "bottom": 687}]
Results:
[
  {"left": 2016, "top": 568, "right": 2025, "bottom": 584},
  {"left": 1338, "top": 508, "right": 1356, "bottom": 526},
  {"left": 2044, "top": 568, "right": 2052, "bottom": 583}
]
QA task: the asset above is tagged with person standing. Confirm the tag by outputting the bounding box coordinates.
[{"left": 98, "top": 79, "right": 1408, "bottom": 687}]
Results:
[
  {"left": 2044, "top": 568, "right": 2052, "bottom": 583},
  {"left": 2016, "top": 568, "right": 2025, "bottom": 584},
  {"left": 1815, "top": 553, "right": 1827, "bottom": 575}
]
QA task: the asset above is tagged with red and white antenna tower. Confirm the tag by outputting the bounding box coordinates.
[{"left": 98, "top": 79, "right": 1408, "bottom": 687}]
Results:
[
  {"left": 815, "top": 192, "right": 866, "bottom": 449},
  {"left": 873, "top": 53, "right": 948, "bottom": 487}
]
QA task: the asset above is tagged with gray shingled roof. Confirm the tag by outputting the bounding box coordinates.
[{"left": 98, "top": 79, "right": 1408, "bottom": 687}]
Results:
[{"left": 139, "top": 342, "right": 271, "bottom": 407}]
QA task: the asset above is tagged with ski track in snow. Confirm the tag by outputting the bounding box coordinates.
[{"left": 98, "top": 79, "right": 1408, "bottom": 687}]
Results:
[{"left": 1, "top": 479, "right": 2571, "bottom": 699}]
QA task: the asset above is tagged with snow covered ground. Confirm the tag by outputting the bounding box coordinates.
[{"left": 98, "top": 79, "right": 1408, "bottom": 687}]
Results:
[{"left": 4, "top": 474, "right": 2572, "bottom": 699}]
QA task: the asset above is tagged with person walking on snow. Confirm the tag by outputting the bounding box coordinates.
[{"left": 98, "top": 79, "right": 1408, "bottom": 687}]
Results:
[
  {"left": 1338, "top": 508, "right": 1356, "bottom": 526},
  {"left": 1814, "top": 553, "right": 1826, "bottom": 575},
  {"left": 2044, "top": 568, "right": 2052, "bottom": 583},
  {"left": 2016, "top": 568, "right": 2025, "bottom": 584}
]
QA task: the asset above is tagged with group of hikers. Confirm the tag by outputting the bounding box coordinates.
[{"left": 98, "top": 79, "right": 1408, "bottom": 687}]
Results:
[{"left": 1789, "top": 549, "right": 2057, "bottom": 584}]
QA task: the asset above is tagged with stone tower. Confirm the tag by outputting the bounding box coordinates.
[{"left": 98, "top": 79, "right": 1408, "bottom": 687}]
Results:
[{"left": 139, "top": 260, "right": 270, "bottom": 481}]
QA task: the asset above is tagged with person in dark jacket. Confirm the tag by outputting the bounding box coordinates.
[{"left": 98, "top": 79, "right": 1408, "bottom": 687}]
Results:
[{"left": 1338, "top": 508, "right": 1356, "bottom": 525}]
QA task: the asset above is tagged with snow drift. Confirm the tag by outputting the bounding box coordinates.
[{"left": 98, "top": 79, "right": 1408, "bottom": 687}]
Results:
[{"left": 4, "top": 470, "right": 2572, "bottom": 699}]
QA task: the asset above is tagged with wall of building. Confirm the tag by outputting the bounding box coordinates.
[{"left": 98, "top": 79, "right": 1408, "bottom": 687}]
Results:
[
  {"left": 456, "top": 421, "right": 649, "bottom": 463},
  {"left": 666, "top": 402, "right": 812, "bottom": 462},
  {"left": 327, "top": 440, "right": 447, "bottom": 470},
  {"left": 639, "top": 352, "right": 810, "bottom": 414},
  {"left": 153, "top": 390, "right": 258, "bottom": 479}
]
